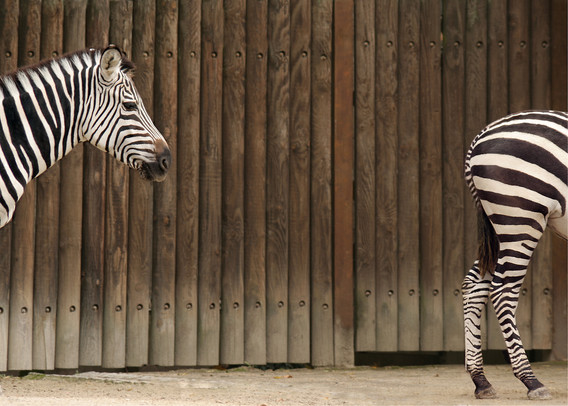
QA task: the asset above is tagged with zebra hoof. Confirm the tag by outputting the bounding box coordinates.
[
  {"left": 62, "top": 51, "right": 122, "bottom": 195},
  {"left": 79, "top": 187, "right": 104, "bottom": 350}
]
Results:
[
  {"left": 528, "top": 387, "right": 552, "bottom": 400},
  {"left": 475, "top": 386, "right": 497, "bottom": 399}
]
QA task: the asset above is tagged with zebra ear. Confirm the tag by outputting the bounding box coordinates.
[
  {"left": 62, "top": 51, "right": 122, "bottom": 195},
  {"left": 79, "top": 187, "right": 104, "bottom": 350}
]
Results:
[{"left": 100, "top": 46, "right": 122, "bottom": 83}]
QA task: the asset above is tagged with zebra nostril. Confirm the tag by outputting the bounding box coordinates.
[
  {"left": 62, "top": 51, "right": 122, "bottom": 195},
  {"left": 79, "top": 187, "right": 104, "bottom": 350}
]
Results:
[{"left": 159, "top": 150, "right": 171, "bottom": 171}]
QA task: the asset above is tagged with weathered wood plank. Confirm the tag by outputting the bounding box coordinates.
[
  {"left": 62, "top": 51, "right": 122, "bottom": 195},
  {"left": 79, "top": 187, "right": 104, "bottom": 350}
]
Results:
[
  {"left": 441, "top": 0, "right": 466, "bottom": 352},
  {"left": 0, "top": 0, "right": 18, "bottom": 371},
  {"left": 310, "top": 0, "right": 333, "bottom": 366},
  {"left": 55, "top": 0, "right": 86, "bottom": 370},
  {"left": 354, "top": 0, "right": 376, "bottom": 353},
  {"left": 333, "top": 0, "right": 354, "bottom": 367},
  {"left": 33, "top": 0, "right": 63, "bottom": 371},
  {"left": 80, "top": 0, "right": 109, "bottom": 367},
  {"left": 288, "top": 0, "right": 310, "bottom": 364},
  {"left": 375, "top": 0, "right": 398, "bottom": 352},
  {"left": 7, "top": 0, "right": 40, "bottom": 372},
  {"left": 102, "top": 0, "right": 132, "bottom": 369},
  {"left": 529, "top": 0, "right": 553, "bottom": 351},
  {"left": 175, "top": 0, "right": 201, "bottom": 367},
  {"left": 126, "top": 0, "right": 155, "bottom": 368},
  {"left": 397, "top": 0, "right": 420, "bottom": 351},
  {"left": 243, "top": 0, "right": 267, "bottom": 365},
  {"left": 266, "top": 0, "right": 290, "bottom": 363},
  {"left": 419, "top": 0, "right": 443, "bottom": 352},
  {"left": 197, "top": 0, "right": 223, "bottom": 366},
  {"left": 149, "top": 0, "right": 178, "bottom": 367},
  {"left": 550, "top": 0, "right": 567, "bottom": 363},
  {"left": 220, "top": 0, "right": 246, "bottom": 366}
]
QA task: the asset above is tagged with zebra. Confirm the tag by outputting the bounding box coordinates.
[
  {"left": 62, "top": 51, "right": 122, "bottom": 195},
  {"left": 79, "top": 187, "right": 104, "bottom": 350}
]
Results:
[
  {"left": 462, "top": 110, "right": 567, "bottom": 400},
  {"left": 0, "top": 45, "right": 170, "bottom": 228}
]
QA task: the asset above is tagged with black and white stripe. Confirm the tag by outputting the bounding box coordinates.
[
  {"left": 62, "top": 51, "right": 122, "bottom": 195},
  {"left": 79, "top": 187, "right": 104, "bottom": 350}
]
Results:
[
  {"left": 462, "top": 110, "right": 567, "bottom": 400},
  {"left": 0, "top": 45, "right": 171, "bottom": 228}
]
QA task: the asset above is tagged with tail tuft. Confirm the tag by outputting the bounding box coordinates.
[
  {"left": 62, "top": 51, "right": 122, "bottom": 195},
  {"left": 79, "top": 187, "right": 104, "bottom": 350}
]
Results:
[{"left": 477, "top": 211, "right": 499, "bottom": 277}]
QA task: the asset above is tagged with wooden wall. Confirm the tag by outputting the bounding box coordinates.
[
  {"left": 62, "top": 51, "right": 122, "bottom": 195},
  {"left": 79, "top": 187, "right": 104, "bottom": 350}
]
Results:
[{"left": 0, "top": 0, "right": 564, "bottom": 371}]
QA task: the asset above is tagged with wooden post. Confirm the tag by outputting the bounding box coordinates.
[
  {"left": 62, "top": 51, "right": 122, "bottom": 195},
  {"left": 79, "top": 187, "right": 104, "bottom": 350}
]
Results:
[
  {"left": 197, "top": 0, "right": 223, "bottom": 367},
  {"left": 80, "top": 0, "right": 109, "bottom": 368},
  {"left": 175, "top": 0, "right": 201, "bottom": 367},
  {"left": 103, "top": 0, "right": 133, "bottom": 369},
  {"left": 442, "top": 0, "right": 466, "bottom": 352},
  {"left": 397, "top": 0, "right": 420, "bottom": 352},
  {"left": 33, "top": 0, "right": 63, "bottom": 371},
  {"left": 375, "top": 0, "right": 399, "bottom": 352},
  {"left": 243, "top": 0, "right": 267, "bottom": 366},
  {"left": 220, "top": 0, "right": 246, "bottom": 365},
  {"left": 419, "top": 0, "right": 443, "bottom": 351},
  {"left": 288, "top": 0, "right": 311, "bottom": 364},
  {"left": 550, "top": 0, "right": 567, "bottom": 362},
  {"left": 0, "top": 0, "right": 18, "bottom": 372},
  {"left": 149, "top": 0, "right": 178, "bottom": 367},
  {"left": 530, "top": 0, "right": 553, "bottom": 351},
  {"left": 354, "top": 0, "right": 376, "bottom": 353},
  {"left": 8, "top": 0, "right": 41, "bottom": 371},
  {"left": 311, "top": 0, "right": 333, "bottom": 366},
  {"left": 266, "top": 0, "right": 290, "bottom": 364},
  {"left": 333, "top": 0, "right": 354, "bottom": 366},
  {"left": 126, "top": 0, "right": 155, "bottom": 368}
]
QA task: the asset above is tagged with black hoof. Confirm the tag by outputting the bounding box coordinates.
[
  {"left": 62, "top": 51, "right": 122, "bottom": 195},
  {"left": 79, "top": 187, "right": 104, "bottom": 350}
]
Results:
[
  {"left": 475, "top": 385, "right": 498, "bottom": 399},
  {"left": 528, "top": 386, "right": 552, "bottom": 400}
]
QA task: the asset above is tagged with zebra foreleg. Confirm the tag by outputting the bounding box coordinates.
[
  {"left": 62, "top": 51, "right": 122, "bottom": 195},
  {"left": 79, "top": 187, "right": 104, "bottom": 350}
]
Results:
[
  {"left": 490, "top": 270, "right": 552, "bottom": 400},
  {"left": 462, "top": 262, "right": 497, "bottom": 399}
]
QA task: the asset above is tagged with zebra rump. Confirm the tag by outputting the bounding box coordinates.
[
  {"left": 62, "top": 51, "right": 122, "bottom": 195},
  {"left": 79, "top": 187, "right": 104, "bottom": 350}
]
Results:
[{"left": 464, "top": 110, "right": 568, "bottom": 277}]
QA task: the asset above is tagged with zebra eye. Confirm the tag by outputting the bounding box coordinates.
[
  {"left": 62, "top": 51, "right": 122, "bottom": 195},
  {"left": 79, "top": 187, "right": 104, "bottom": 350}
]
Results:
[{"left": 123, "top": 101, "right": 137, "bottom": 111}]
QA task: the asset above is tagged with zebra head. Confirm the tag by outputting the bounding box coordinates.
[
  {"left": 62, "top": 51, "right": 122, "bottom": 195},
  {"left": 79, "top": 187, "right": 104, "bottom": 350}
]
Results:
[{"left": 83, "top": 45, "right": 171, "bottom": 182}]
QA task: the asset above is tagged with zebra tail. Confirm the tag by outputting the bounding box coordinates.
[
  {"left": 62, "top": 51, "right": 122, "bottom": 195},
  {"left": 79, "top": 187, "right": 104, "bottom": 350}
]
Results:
[{"left": 477, "top": 210, "right": 499, "bottom": 278}]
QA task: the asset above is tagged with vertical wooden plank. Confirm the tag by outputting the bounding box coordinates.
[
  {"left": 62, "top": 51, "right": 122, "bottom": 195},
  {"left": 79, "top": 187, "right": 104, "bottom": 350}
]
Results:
[
  {"left": 266, "top": 0, "right": 289, "bottom": 364},
  {"left": 354, "top": 0, "right": 376, "bottom": 353},
  {"left": 0, "top": 0, "right": 18, "bottom": 371},
  {"left": 419, "top": 0, "right": 443, "bottom": 352},
  {"left": 465, "top": 0, "right": 494, "bottom": 350},
  {"left": 508, "top": 0, "right": 533, "bottom": 350},
  {"left": 55, "top": 0, "right": 85, "bottom": 370},
  {"left": 80, "top": 0, "right": 109, "bottom": 368},
  {"left": 375, "top": 0, "right": 398, "bottom": 352},
  {"left": 126, "top": 0, "right": 154, "bottom": 367},
  {"left": 198, "top": 0, "right": 223, "bottom": 366},
  {"left": 220, "top": 0, "right": 246, "bottom": 365},
  {"left": 33, "top": 0, "right": 63, "bottom": 371},
  {"left": 529, "top": 0, "right": 553, "bottom": 351},
  {"left": 175, "top": 0, "right": 201, "bottom": 367},
  {"left": 397, "top": 0, "right": 420, "bottom": 351},
  {"left": 149, "top": 0, "right": 177, "bottom": 367},
  {"left": 442, "top": 0, "right": 465, "bottom": 352},
  {"left": 243, "top": 0, "right": 267, "bottom": 365},
  {"left": 550, "top": 0, "right": 567, "bottom": 362},
  {"left": 464, "top": 0, "right": 487, "bottom": 283},
  {"left": 102, "top": 0, "right": 132, "bottom": 369},
  {"left": 12, "top": 0, "right": 40, "bottom": 370},
  {"left": 310, "top": 0, "right": 333, "bottom": 366},
  {"left": 288, "top": 0, "right": 310, "bottom": 364},
  {"left": 8, "top": 0, "right": 40, "bottom": 371},
  {"left": 485, "top": 0, "right": 507, "bottom": 350},
  {"left": 333, "top": 0, "right": 354, "bottom": 367}
]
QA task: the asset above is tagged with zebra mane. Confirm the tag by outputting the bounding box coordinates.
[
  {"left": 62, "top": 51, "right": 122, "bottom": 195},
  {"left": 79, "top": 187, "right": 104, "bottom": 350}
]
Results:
[{"left": 0, "top": 47, "right": 135, "bottom": 92}]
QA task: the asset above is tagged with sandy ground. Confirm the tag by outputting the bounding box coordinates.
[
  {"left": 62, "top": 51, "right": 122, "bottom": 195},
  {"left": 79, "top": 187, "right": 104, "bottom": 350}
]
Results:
[{"left": 0, "top": 362, "right": 566, "bottom": 406}]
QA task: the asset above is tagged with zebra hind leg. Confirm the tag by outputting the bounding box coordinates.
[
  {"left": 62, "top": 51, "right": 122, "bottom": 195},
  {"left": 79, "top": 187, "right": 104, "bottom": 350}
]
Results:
[
  {"left": 490, "top": 248, "right": 552, "bottom": 400},
  {"left": 462, "top": 262, "right": 497, "bottom": 399}
]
